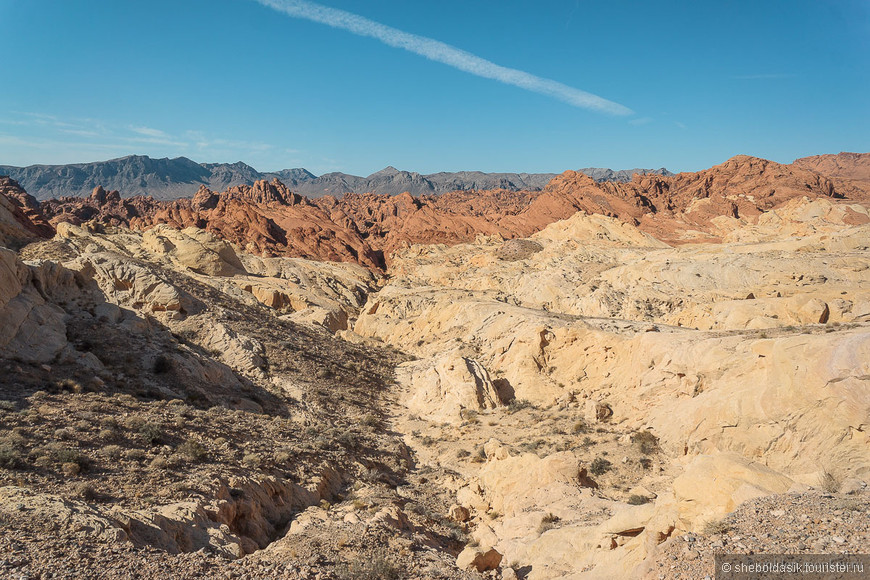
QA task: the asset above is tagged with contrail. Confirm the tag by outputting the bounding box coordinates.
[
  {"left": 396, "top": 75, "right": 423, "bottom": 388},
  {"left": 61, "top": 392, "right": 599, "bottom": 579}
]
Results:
[{"left": 253, "top": 0, "right": 633, "bottom": 116}]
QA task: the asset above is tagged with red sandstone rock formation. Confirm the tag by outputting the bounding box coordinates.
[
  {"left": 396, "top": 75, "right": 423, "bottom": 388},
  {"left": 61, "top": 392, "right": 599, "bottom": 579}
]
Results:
[
  {"left": 30, "top": 154, "right": 870, "bottom": 267},
  {"left": 792, "top": 152, "right": 870, "bottom": 198},
  {"left": 0, "top": 176, "right": 55, "bottom": 245}
]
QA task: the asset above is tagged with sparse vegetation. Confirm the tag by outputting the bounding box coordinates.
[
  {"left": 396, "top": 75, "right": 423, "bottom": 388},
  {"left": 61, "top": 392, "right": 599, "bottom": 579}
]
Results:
[
  {"left": 537, "top": 512, "right": 560, "bottom": 534},
  {"left": 631, "top": 430, "right": 659, "bottom": 455},
  {"left": 176, "top": 439, "right": 207, "bottom": 461},
  {"left": 336, "top": 557, "right": 401, "bottom": 580},
  {"left": 818, "top": 470, "right": 841, "bottom": 493},
  {"left": 590, "top": 457, "right": 612, "bottom": 476},
  {"left": 507, "top": 398, "right": 534, "bottom": 413},
  {"left": 0, "top": 441, "right": 22, "bottom": 468},
  {"left": 703, "top": 518, "right": 731, "bottom": 535},
  {"left": 628, "top": 495, "right": 650, "bottom": 505},
  {"left": 139, "top": 422, "right": 164, "bottom": 446}
]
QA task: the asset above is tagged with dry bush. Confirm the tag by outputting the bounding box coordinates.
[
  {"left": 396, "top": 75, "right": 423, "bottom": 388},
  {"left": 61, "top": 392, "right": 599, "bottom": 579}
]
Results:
[
  {"left": 537, "top": 512, "right": 560, "bottom": 534},
  {"left": 818, "top": 470, "right": 841, "bottom": 493},
  {"left": 703, "top": 518, "right": 731, "bottom": 535}
]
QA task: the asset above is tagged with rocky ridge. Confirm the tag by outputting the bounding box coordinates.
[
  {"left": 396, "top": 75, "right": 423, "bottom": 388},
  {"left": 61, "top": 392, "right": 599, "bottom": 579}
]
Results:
[
  {"left": 0, "top": 155, "right": 672, "bottom": 201},
  {"left": 793, "top": 152, "right": 870, "bottom": 197},
  {"left": 30, "top": 154, "right": 870, "bottom": 271}
]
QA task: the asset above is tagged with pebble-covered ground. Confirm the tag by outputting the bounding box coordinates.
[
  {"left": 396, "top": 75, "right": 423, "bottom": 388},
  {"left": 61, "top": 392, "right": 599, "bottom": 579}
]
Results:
[{"left": 645, "top": 489, "right": 870, "bottom": 580}]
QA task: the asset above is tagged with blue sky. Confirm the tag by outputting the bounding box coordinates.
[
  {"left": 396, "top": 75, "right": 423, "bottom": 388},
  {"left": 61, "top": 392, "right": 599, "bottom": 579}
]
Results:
[{"left": 1, "top": 0, "right": 867, "bottom": 175}]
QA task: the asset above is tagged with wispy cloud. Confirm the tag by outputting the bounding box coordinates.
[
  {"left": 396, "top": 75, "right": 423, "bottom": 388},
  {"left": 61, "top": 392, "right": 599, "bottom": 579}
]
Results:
[
  {"left": 0, "top": 112, "right": 281, "bottom": 168},
  {"left": 629, "top": 117, "right": 653, "bottom": 126},
  {"left": 129, "top": 125, "right": 169, "bottom": 138},
  {"left": 254, "top": 0, "right": 633, "bottom": 116},
  {"left": 731, "top": 73, "right": 796, "bottom": 80}
]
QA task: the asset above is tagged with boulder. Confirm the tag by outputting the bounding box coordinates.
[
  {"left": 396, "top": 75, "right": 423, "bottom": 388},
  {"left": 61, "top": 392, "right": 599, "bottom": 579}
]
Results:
[{"left": 456, "top": 547, "right": 503, "bottom": 572}]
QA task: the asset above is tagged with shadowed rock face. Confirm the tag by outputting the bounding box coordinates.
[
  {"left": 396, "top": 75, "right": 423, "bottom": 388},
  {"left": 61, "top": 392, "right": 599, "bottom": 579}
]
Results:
[{"left": 0, "top": 176, "right": 55, "bottom": 248}]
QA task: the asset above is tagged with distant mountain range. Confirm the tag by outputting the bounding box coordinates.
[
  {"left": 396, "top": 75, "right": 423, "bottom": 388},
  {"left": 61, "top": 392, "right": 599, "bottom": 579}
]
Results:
[{"left": 0, "top": 155, "right": 673, "bottom": 201}]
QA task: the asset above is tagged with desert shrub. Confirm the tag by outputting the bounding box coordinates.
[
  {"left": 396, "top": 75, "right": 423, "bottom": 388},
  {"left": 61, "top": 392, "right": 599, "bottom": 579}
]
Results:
[
  {"left": 507, "top": 399, "right": 534, "bottom": 413},
  {"left": 51, "top": 445, "right": 84, "bottom": 466},
  {"left": 148, "top": 457, "right": 169, "bottom": 471},
  {"left": 242, "top": 453, "right": 262, "bottom": 468},
  {"left": 138, "top": 422, "right": 164, "bottom": 446},
  {"left": 572, "top": 420, "right": 587, "bottom": 434},
  {"left": 456, "top": 449, "right": 471, "bottom": 458},
  {"left": 57, "top": 379, "right": 85, "bottom": 393},
  {"left": 0, "top": 400, "right": 16, "bottom": 412},
  {"left": 361, "top": 414, "right": 380, "bottom": 429},
  {"left": 61, "top": 462, "right": 81, "bottom": 476},
  {"left": 74, "top": 482, "right": 97, "bottom": 500},
  {"left": 100, "top": 445, "right": 123, "bottom": 460},
  {"left": 0, "top": 442, "right": 22, "bottom": 468},
  {"left": 631, "top": 430, "right": 659, "bottom": 454},
  {"left": 177, "top": 439, "right": 207, "bottom": 461},
  {"left": 336, "top": 557, "right": 401, "bottom": 580},
  {"left": 703, "top": 518, "right": 731, "bottom": 535},
  {"left": 818, "top": 470, "right": 841, "bottom": 493},
  {"left": 338, "top": 432, "right": 361, "bottom": 450},
  {"left": 53, "top": 427, "right": 75, "bottom": 440},
  {"left": 581, "top": 436, "right": 595, "bottom": 449},
  {"left": 639, "top": 457, "right": 653, "bottom": 470},
  {"left": 628, "top": 495, "right": 650, "bottom": 505},
  {"left": 124, "top": 448, "right": 147, "bottom": 461},
  {"left": 460, "top": 409, "right": 479, "bottom": 423},
  {"left": 589, "top": 457, "right": 612, "bottom": 476},
  {"left": 419, "top": 436, "right": 436, "bottom": 447},
  {"left": 537, "top": 512, "right": 560, "bottom": 534}
]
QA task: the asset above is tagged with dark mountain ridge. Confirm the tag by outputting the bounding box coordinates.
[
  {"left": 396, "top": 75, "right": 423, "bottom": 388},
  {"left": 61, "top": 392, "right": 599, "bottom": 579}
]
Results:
[{"left": 0, "top": 155, "right": 673, "bottom": 201}]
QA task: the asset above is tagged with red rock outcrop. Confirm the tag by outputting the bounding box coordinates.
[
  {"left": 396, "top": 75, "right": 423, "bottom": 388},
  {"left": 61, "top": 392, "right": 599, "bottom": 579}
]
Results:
[
  {"left": 792, "top": 152, "right": 870, "bottom": 198},
  {"left": 0, "top": 176, "right": 55, "bottom": 247},
  {"left": 33, "top": 154, "right": 870, "bottom": 268},
  {"left": 41, "top": 180, "right": 383, "bottom": 269}
]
